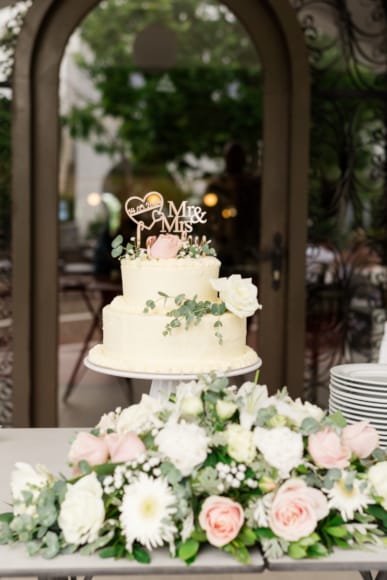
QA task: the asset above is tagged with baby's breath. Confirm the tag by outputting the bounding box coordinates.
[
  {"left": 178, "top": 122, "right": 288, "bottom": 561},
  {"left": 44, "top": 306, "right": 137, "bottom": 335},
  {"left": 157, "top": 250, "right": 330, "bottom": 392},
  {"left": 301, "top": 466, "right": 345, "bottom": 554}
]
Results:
[{"left": 177, "top": 240, "right": 217, "bottom": 258}]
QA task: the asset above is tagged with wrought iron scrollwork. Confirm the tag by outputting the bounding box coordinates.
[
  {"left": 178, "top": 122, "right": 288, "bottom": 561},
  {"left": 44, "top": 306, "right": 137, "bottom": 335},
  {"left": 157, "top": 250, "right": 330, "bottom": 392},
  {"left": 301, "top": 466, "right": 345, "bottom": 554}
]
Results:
[{"left": 290, "top": 0, "right": 387, "bottom": 405}]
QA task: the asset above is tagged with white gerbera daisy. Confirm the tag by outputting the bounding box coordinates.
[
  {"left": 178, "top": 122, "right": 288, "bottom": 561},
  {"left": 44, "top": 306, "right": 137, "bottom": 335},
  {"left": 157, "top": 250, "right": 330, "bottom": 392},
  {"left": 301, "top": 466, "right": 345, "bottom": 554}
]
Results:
[
  {"left": 119, "top": 473, "right": 177, "bottom": 551},
  {"left": 325, "top": 473, "right": 374, "bottom": 521}
]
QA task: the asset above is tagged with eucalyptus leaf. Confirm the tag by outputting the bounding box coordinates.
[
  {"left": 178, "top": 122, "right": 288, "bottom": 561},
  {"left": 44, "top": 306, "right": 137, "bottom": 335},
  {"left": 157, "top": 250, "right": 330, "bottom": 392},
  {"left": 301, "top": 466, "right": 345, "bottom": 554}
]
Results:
[
  {"left": 300, "top": 417, "right": 321, "bottom": 435},
  {"left": 111, "top": 245, "right": 123, "bottom": 258},
  {"left": 40, "top": 531, "right": 60, "bottom": 559},
  {"left": 0, "top": 521, "right": 12, "bottom": 544},
  {"left": 160, "top": 461, "right": 183, "bottom": 484},
  {"left": 111, "top": 234, "right": 123, "bottom": 248},
  {"left": 325, "top": 411, "right": 347, "bottom": 429},
  {"left": 27, "top": 540, "right": 41, "bottom": 556}
]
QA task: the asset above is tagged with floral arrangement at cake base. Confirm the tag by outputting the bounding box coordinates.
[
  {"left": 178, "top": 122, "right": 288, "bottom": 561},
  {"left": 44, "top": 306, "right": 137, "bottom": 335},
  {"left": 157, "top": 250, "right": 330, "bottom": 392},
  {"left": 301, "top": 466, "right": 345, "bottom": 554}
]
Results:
[{"left": 1, "top": 375, "right": 387, "bottom": 563}]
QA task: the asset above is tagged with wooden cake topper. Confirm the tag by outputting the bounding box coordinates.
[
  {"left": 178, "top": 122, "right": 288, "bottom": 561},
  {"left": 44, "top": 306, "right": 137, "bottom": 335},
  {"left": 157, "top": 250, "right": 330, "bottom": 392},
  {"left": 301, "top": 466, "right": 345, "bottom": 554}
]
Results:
[{"left": 124, "top": 191, "right": 207, "bottom": 247}]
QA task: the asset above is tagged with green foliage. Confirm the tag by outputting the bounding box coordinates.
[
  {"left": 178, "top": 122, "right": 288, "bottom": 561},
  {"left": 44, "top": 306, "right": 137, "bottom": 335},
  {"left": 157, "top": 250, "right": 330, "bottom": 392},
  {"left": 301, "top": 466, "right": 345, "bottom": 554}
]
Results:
[
  {"left": 63, "top": 0, "right": 262, "bottom": 169},
  {"left": 177, "top": 538, "right": 200, "bottom": 562},
  {"left": 143, "top": 290, "right": 226, "bottom": 342},
  {"left": 133, "top": 543, "right": 151, "bottom": 564}
]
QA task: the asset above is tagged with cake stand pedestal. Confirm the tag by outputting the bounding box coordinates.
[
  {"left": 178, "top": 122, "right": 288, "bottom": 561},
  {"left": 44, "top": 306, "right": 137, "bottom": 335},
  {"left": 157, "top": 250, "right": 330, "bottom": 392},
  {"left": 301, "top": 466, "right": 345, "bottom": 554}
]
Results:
[{"left": 84, "top": 357, "right": 262, "bottom": 401}]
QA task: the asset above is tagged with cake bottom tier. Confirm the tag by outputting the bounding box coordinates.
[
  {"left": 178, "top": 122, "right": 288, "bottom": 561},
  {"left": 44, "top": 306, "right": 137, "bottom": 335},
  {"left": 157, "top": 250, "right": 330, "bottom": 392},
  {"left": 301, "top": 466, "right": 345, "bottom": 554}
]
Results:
[{"left": 89, "top": 303, "right": 259, "bottom": 374}]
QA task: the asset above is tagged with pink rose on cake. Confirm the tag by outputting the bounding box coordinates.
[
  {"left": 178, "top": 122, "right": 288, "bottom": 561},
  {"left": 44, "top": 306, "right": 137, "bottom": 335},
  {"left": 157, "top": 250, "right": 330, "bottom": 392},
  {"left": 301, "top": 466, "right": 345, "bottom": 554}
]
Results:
[
  {"left": 149, "top": 234, "right": 182, "bottom": 259},
  {"left": 211, "top": 274, "right": 262, "bottom": 318}
]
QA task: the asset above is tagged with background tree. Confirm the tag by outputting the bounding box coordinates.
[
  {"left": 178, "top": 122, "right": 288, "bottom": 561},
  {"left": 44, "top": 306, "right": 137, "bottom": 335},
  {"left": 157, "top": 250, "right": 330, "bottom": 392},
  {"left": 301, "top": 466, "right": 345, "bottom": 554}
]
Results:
[{"left": 63, "top": 0, "right": 263, "bottom": 183}]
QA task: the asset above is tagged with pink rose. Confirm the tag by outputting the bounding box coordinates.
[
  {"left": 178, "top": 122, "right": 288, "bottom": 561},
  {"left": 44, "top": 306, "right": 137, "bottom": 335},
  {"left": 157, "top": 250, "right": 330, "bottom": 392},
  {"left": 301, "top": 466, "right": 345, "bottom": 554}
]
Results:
[
  {"left": 269, "top": 478, "right": 329, "bottom": 542},
  {"left": 198, "top": 496, "right": 244, "bottom": 547},
  {"left": 68, "top": 432, "right": 109, "bottom": 474},
  {"left": 308, "top": 428, "right": 351, "bottom": 469},
  {"left": 342, "top": 421, "right": 379, "bottom": 459},
  {"left": 149, "top": 234, "right": 182, "bottom": 259},
  {"left": 105, "top": 432, "right": 146, "bottom": 463}
]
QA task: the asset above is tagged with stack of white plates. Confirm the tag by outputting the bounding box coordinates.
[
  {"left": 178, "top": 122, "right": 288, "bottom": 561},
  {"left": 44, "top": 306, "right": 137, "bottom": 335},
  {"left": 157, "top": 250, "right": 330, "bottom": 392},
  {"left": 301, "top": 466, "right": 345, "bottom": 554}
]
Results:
[{"left": 329, "top": 364, "right": 387, "bottom": 449}]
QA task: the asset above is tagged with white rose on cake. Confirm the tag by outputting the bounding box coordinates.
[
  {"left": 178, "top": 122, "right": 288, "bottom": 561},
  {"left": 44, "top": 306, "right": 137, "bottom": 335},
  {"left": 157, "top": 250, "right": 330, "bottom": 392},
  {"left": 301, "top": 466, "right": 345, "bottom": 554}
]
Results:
[{"left": 211, "top": 275, "right": 262, "bottom": 318}]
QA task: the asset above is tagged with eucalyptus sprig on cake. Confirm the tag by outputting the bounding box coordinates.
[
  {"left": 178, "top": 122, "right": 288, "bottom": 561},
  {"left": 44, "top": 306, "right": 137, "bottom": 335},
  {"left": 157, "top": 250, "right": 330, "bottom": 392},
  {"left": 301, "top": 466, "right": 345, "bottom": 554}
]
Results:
[
  {"left": 111, "top": 235, "right": 143, "bottom": 260},
  {"left": 111, "top": 233, "right": 217, "bottom": 261},
  {"left": 144, "top": 292, "right": 226, "bottom": 344},
  {"left": 143, "top": 276, "right": 261, "bottom": 344},
  {"left": 177, "top": 237, "right": 217, "bottom": 259}
]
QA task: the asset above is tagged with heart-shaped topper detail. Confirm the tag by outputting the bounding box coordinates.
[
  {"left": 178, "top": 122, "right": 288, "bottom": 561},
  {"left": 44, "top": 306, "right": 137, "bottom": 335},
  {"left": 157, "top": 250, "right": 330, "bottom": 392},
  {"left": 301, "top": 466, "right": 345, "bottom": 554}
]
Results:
[{"left": 125, "top": 191, "right": 164, "bottom": 231}]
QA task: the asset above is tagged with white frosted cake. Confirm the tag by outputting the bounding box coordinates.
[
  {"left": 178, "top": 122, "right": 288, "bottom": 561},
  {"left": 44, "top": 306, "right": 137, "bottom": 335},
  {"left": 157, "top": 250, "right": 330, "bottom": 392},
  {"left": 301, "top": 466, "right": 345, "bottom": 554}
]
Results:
[{"left": 89, "top": 233, "right": 260, "bottom": 374}]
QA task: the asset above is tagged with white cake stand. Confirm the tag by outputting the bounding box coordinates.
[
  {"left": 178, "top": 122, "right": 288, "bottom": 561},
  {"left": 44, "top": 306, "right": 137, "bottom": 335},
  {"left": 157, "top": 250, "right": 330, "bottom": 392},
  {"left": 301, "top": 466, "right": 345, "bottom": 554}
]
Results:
[{"left": 84, "top": 356, "right": 262, "bottom": 401}]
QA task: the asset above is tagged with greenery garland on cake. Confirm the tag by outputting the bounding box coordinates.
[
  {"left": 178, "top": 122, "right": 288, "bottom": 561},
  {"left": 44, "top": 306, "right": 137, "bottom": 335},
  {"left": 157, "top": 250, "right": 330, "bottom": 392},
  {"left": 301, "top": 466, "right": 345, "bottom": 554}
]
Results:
[
  {"left": 143, "top": 269, "right": 261, "bottom": 344},
  {"left": 1, "top": 374, "right": 386, "bottom": 563},
  {"left": 111, "top": 233, "right": 217, "bottom": 260}
]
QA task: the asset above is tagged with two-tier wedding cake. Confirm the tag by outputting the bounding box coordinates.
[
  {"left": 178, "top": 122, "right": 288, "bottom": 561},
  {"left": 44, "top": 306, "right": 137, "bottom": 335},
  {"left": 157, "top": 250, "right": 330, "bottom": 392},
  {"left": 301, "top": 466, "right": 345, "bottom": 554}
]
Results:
[{"left": 89, "top": 192, "right": 261, "bottom": 374}]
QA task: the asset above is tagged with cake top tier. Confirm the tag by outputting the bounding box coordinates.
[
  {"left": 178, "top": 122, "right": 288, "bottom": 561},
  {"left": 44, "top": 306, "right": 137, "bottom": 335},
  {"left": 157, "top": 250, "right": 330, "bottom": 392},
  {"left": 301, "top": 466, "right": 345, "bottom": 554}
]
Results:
[{"left": 120, "top": 254, "right": 221, "bottom": 311}]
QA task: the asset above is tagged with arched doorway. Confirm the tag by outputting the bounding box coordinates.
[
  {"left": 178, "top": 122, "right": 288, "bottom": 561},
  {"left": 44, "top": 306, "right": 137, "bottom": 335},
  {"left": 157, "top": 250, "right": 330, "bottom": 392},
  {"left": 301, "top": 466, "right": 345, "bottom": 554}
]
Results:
[{"left": 12, "top": 0, "right": 309, "bottom": 426}]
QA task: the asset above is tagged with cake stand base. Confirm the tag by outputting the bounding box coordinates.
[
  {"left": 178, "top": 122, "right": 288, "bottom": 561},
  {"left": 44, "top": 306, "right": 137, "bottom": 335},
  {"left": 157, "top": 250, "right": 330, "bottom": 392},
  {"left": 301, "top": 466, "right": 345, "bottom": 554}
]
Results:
[{"left": 84, "top": 357, "right": 262, "bottom": 402}]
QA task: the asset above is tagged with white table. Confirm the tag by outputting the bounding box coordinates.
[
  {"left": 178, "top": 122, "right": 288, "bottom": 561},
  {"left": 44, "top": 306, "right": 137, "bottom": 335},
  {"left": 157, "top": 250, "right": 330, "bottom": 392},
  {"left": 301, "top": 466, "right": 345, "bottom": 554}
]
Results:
[{"left": 0, "top": 429, "right": 387, "bottom": 579}]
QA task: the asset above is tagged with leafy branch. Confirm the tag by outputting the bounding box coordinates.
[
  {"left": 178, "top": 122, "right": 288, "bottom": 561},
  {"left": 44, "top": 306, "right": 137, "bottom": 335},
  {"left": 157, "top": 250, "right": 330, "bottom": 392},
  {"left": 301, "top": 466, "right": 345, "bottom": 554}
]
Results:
[
  {"left": 177, "top": 240, "right": 217, "bottom": 259},
  {"left": 110, "top": 235, "right": 142, "bottom": 259},
  {"left": 144, "top": 292, "right": 226, "bottom": 344},
  {"left": 111, "top": 235, "right": 218, "bottom": 261}
]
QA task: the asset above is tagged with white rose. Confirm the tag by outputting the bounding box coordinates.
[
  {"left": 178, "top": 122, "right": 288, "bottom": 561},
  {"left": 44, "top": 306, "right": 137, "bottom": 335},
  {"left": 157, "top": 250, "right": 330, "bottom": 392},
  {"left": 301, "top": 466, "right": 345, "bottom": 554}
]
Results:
[
  {"left": 237, "top": 382, "right": 271, "bottom": 430},
  {"left": 211, "top": 275, "right": 262, "bottom": 318},
  {"left": 226, "top": 424, "right": 256, "bottom": 464},
  {"left": 216, "top": 399, "right": 237, "bottom": 420},
  {"left": 58, "top": 472, "right": 105, "bottom": 545},
  {"left": 11, "top": 462, "right": 53, "bottom": 515},
  {"left": 254, "top": 426, "right": 304, "bottom": 478},
  {"left": 117, "top": 394, "right": 162, "bottom": 434},
  {"left": 180, "top": 396, "right": 203, "bottom": 417},
  {"left": 155, "top": 422, "right": 209, "bottom": 476},
  {"left": 368, "top": 461, "right": 387, "bottom": 509}
]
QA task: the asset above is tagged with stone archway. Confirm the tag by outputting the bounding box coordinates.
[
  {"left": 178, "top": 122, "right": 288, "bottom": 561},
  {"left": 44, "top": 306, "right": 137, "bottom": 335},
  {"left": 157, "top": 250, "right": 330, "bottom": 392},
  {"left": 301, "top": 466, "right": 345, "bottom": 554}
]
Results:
[{"left": 12, "top": 0, "right": 309, "bottom": 426}]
